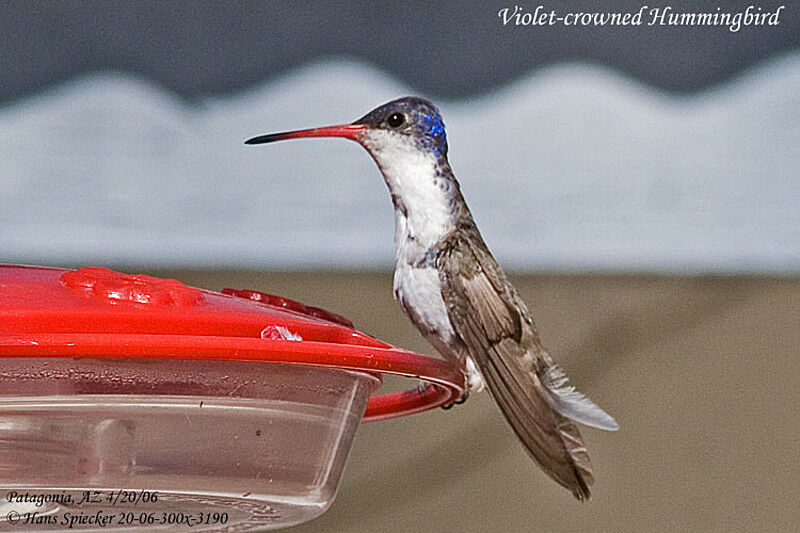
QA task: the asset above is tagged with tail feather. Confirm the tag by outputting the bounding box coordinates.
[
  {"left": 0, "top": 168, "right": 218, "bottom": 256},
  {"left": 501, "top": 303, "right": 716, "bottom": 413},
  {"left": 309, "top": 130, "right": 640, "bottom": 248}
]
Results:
[
  {"left": 476, "top": 337, "right": 595, "bottom": 500},
  {"left": 540, "top": 363, "right": 620, "bottom": 431}
]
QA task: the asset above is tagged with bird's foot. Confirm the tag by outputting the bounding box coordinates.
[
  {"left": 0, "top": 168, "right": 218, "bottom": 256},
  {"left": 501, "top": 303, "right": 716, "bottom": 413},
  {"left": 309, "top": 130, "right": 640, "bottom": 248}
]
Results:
[{"left": 441, "top": 390, "right": 469, "bottom": 410}]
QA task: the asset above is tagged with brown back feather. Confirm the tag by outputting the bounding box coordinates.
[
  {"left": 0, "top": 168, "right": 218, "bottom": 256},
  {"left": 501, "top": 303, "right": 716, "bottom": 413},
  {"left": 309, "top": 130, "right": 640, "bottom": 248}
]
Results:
[{"left": 437, "top": 229, "right": 594, "bottom": 500}]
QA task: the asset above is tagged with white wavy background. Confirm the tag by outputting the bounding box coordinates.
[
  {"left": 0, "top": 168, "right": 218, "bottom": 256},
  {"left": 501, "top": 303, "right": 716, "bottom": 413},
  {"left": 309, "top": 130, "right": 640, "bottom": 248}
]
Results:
[{"left": 1, "top": 53, "right": 798, "bottom": 272}]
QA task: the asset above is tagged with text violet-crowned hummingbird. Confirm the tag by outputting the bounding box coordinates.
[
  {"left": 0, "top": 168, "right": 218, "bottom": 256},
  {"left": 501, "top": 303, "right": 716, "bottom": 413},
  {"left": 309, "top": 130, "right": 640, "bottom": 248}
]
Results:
[{"left": 245, "top": 97, "right": 618, "bottom": 500}]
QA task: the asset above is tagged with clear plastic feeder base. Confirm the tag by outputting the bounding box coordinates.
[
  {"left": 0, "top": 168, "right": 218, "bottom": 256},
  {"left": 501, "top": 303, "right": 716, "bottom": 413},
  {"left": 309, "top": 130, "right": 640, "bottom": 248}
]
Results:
[
  {"left": 0, "top": 358, "right": 379, "bottom": 531},
  {"left": 0, "top": 265, "right": 465, "bottom": 531}
]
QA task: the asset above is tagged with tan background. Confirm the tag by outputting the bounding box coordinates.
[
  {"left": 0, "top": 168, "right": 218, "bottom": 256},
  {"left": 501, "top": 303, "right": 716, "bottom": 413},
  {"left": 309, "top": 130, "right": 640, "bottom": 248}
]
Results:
[{"left": 154, "top": 270, "right": 800, "bottom": 532}]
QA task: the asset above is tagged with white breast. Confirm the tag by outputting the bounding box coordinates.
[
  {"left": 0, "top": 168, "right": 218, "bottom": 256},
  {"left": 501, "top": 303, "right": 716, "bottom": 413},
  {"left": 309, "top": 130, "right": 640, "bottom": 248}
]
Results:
[{"left": 393, "top": 261, "right": 456, "bottom": 348}]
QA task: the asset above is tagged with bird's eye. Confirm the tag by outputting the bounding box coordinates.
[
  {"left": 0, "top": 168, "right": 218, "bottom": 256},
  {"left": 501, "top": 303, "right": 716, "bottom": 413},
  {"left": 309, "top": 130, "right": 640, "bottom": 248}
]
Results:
[{"left": 387, "top": 112, "right": 405, "bottom": 128}]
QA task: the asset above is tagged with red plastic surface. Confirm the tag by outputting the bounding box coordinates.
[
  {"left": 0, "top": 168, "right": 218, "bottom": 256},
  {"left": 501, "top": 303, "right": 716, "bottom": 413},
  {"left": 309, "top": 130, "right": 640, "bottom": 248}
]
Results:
[
  {"left": 221, "top": 288, "right": 354, "bottom": 328},
  {"left": 0, "top": 265, "right": 465, "bottom": 421},
  {"left": 61, "top": 267, "right": 204, "bottom": 308}
]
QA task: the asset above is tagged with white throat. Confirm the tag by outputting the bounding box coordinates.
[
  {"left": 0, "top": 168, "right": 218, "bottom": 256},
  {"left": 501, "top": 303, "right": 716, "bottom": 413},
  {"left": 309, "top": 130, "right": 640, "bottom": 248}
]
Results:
[{"left": 361, "top": 131, "right": 454, "bottom": 264}]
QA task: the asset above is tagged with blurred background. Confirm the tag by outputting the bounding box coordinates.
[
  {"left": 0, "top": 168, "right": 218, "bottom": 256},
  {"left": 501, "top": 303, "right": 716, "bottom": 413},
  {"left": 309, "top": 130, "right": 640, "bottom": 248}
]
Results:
[{"left": 2, "top": 1, "right": 799, "bottom": 531}]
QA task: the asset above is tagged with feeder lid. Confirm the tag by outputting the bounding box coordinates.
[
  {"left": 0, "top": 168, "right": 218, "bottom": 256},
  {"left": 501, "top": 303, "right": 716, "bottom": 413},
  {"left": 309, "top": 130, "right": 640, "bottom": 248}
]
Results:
[{"left": 0, "top": 265, "right": 464, "bottom": 420}]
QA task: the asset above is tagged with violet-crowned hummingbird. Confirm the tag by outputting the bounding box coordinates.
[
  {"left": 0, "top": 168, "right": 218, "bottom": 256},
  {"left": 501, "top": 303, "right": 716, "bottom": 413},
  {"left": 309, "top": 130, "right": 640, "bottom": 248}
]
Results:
[{"left": 245, "top": 97, "right": 618, "bottom": 500}]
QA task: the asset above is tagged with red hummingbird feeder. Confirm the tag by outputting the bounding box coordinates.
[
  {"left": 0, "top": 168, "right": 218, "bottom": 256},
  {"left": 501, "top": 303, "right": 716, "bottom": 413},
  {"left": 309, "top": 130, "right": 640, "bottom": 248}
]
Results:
[{"left": 0, "top": 265, "right": 465, "bottom": 531}]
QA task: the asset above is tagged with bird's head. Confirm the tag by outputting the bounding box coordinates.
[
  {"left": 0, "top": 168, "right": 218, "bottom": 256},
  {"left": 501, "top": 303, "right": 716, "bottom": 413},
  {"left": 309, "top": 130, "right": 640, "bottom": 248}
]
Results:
[
  {"left": 246, "top": 97, "right": 459, "bottom": 227},
  {"left": 245, "top": 96, "right": 449, "bottom": 162}
]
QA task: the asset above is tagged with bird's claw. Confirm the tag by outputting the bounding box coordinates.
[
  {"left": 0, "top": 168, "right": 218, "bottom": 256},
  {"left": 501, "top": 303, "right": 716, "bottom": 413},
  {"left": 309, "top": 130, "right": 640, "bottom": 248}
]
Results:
[{"left": 441, "top": 390, "right": 469, "bottom": 410}]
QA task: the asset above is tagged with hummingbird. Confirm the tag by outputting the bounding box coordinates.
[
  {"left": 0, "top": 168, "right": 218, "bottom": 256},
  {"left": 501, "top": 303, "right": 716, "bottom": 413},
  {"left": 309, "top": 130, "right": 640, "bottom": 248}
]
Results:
[{"left": 245, "top": 97, "right": 618, "bottom": 500}]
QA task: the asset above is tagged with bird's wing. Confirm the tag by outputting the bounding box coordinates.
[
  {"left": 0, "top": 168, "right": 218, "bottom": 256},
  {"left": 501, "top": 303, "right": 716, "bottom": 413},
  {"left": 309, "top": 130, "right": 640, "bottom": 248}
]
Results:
[{"left": 437, "top": 230, "right": 597, "bottom": 499}]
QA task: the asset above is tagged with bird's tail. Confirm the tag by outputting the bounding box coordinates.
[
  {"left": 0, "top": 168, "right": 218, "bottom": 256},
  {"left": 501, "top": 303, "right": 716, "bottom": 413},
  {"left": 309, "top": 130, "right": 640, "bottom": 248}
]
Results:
[{"left": 474, "top": 339, "right": 617, "bottom": 500}]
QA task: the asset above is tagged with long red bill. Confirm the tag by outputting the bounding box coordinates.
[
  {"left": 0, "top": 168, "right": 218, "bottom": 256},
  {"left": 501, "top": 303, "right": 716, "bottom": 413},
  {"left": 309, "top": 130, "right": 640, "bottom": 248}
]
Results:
[{"left": 244, "top": 124, "right": 367, "bottom": 145}]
